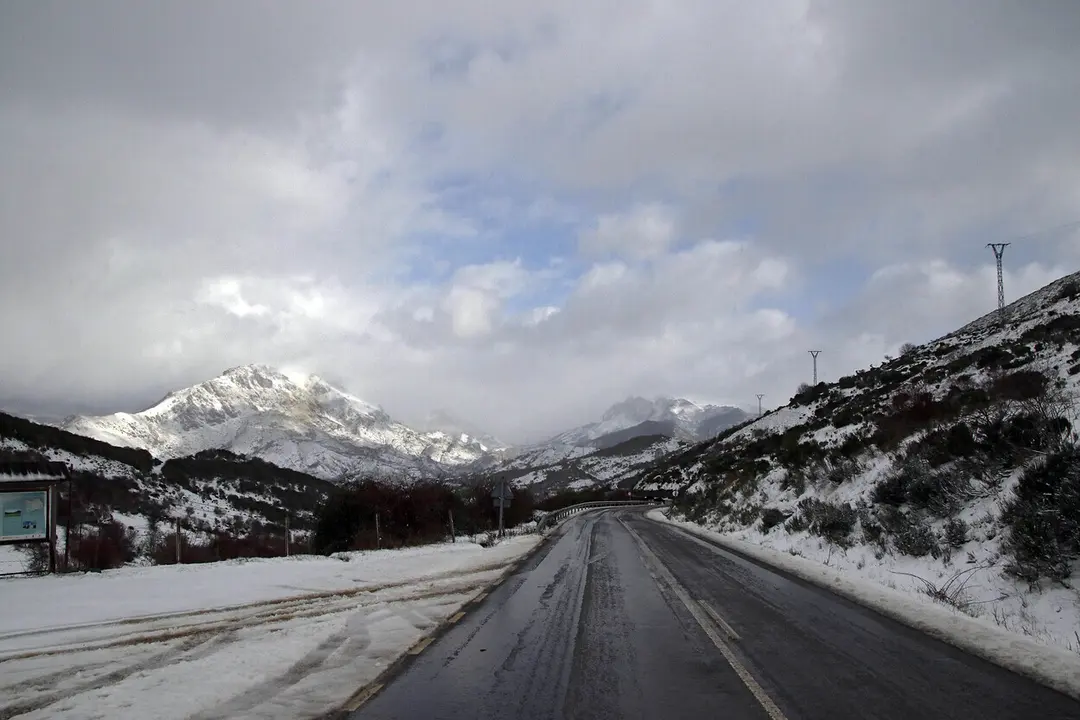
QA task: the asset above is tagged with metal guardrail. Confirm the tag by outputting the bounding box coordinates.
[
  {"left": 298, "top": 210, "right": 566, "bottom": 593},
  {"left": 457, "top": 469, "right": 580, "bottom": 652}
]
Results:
[{"left": 535, "top": 500, "right": 661, "bottom": 532}]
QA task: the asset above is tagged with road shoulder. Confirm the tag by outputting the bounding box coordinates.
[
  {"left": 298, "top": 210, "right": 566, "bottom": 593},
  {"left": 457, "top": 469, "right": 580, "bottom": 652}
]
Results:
[{"left": 646, "top": 508, "right": 1080, "bottom": 701}]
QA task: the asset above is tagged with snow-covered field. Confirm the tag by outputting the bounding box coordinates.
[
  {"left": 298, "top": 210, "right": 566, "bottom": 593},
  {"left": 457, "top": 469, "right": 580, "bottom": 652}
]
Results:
[
  {"left": 648, "top": 509, "right": 1080, "bottom": 700},
  {"left": 0, "top": 536, "right": 539, "bottom": 720}
]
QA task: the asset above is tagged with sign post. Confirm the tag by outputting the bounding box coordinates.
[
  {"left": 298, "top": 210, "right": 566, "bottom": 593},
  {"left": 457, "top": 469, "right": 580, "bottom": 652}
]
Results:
[
  {"left": 0, "top": 461, "right": 68, "bottom": 576},
  {"left": 491, "top": 480, "right": 513, "bottom": 539}
]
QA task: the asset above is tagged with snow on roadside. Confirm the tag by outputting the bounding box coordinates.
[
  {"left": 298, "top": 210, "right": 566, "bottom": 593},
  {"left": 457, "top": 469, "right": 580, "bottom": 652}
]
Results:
[
  {"left": 647, "top": 508, "right": 1080, "bottom": 701},
  {"left": 0, "top": 536, "right": 540, "bottom": 719}
]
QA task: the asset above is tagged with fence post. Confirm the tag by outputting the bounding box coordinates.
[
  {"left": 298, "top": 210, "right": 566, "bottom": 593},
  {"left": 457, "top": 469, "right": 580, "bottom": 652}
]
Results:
[
  {"left": 175, "top": 516, "right": 182, "bottom": 564},
  {"left": 375, "top": 512, "right": 381, "bottom": 550},
  {"left": 63, "top": 476, "right": 72, "bottom": 571},
  {"left": 449, "top": 509, "right": 456, "bottom": 543},
  {"left": 48, "top": 484, "right": 57, "bottom": 574}
]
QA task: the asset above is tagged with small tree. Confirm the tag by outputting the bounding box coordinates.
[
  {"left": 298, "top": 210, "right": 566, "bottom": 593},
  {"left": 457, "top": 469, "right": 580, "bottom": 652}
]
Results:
[{"left": 900, "top": 342, "right": 918, "bottom": 356}]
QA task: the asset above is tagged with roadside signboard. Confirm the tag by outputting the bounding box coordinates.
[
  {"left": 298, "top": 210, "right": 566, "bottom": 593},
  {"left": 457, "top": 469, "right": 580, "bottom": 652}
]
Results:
[
  {"left": 491, "top": 483, "right": 513, "bottom": 508},
  {"left": 0, "top": 490, "right": 49, "bottom": 542}
]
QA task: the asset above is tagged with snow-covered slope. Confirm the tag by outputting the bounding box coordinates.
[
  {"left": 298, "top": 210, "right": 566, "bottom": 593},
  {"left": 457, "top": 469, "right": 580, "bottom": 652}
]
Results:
[
  {"left": 63, "top": 365, "right": 495, "bottom": 481},
  {"left": 507, "top": 434, "right": 686, "bottom": 495},
  {"left": 422, "top": 409, "right": 506, "bottom": 453},
  {"left": 468, "top": 396, "right": 745, "bottom": 495},
  {"left": 636, "top": 270, "right": 1080, "bottom": 654},
  {"left": 551, "top": 396, "right": 748, "bottom": 446},
  {"left": 0, "top": 410, "right": 337, "bottom": 563},
  {"left": 465, "top": 432, "right": 685, "bottom": 500}
]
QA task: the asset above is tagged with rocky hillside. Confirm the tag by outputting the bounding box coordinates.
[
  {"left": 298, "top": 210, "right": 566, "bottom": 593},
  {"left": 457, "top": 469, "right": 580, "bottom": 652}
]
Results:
[
  {"left": 62, "top": 365, "right": 498, "bottom": 481},
  {"left": 637, "top": 271, "right": 1080, "bottom": 649},
  {"left": 1, "top": 410, "right": 337, "bottom": 567},
  {"left": 472, "top": 433, "right": 686, "bottom": 498}
]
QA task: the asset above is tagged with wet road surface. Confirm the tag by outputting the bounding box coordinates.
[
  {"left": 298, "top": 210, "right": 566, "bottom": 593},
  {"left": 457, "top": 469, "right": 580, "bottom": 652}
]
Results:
[{"left": 347, "top": 509, "right": 1080, "bottom": 720}]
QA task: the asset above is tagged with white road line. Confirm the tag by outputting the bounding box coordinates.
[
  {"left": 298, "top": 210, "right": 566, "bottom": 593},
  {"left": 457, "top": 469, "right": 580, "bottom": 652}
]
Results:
[
  {"left": 408, "top": 636, "right": 434, "bottom": 655},
  {"left": 701, "top": 599, "right": 741, "bottom": 642},
  {"left": 620, "top": 519, "right": 789, "bottom": 720},
  {"left": 344, "top": 682, "right": 384, "bottom": 712}
]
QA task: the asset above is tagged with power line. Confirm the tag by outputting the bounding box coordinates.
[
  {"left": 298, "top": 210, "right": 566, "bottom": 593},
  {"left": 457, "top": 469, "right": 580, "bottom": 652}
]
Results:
[{"left": 1006, "top": 218, "right": 1080, "bottom": 244}]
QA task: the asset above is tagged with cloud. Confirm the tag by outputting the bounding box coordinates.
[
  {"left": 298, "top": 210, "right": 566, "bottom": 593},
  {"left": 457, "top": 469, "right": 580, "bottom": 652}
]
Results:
[
  {"left": 1, "top": 1, "right": 1079, "bottom": 443},
  {"left": 578, "top": 204, "right": 677, "bottom": 260}
]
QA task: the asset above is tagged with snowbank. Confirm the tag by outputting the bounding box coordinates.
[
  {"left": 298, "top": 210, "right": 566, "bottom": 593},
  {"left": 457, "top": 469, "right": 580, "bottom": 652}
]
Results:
[
  {"left": 0, "top": 536, "right": 540, "bottom": 719},
  {"left": 647, "top": 508, "right": 1080, "bottom": 701}
]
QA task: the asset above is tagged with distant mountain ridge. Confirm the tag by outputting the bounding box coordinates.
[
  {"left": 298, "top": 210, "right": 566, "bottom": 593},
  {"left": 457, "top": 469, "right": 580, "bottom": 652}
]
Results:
[
  {"left": 549, "top": 395, "right": 750, "bottom": 446},
  {"left": 466, "top": 395, "right": 751, "bottom": 496},
  {"left": 422, "top": 409, "right": 506, "bottom": 451}
]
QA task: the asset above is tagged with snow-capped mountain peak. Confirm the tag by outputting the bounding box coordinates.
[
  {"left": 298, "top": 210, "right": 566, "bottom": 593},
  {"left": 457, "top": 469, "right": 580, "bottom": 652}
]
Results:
[
  {"left": 598, "top": 396, "right": 702, "bottom": 428},
  {"left": 62, "top": 365, "right": 492, "bottom": 481},
  {"left": 547, "top": 395, "right": 750, "bottom": 449},
  {"left": 422, "top": 409, "right": 505, "bottom": 451}
]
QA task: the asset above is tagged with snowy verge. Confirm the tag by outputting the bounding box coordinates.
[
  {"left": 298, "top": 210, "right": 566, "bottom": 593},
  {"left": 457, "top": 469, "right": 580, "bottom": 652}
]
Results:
[
  {"left": 0, "top": 536, "right": 541, "bottom": 720},
  {"left": 646, "top": 508, "right": 1080, "bottom": 701}
]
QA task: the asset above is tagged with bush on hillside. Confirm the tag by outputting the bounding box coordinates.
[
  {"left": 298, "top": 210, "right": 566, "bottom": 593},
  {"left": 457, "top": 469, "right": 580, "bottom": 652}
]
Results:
[
  {"left": 734, "top": 503, "right": 762, "bottom": 527},
  {"left": 894, "top": 520, "right": 940, "bottom": 558},
  {"left": 825, "top": 457, "right": 862, "bottom": 485},
  {"left": 1002, "top": 445, "right": 1080, "bottom": 583},
  {"left": 760, "top": 507, "right": 790, "bottom": 532},
  {"left": 793, "top": 498, "right": 857, "bottom": 546},
  {"left": 944, "top": 517, "right": 969, "bottom": 549},
  {"left": 873, "top": 451, "right": 974, "bottom": 517},
  {"left": 779, "top": 467, "right": 808, "bottom": 497},
  {"left": 791, "top": 382, "right": 831, "bottom": 407},
  {"left": 1056, "top": 279, "right": 1080, "bottom": 302},
  {"left": 857, "top": 504, "right": 886, "bottom": 548}
]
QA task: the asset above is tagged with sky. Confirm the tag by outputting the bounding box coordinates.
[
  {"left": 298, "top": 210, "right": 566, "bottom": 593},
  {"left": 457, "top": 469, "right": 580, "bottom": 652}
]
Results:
[{"left": 1, "top": 1, "right": 1079, "bottom": 444}]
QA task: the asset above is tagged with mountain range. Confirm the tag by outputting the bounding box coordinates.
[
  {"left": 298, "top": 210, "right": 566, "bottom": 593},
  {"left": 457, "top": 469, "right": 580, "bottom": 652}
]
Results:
[
  {"left": 61, "top": 365, "right": 494, "bottom": 481},
  {"left": 58, "top": 365, "right": 750, "bottom": 484}
]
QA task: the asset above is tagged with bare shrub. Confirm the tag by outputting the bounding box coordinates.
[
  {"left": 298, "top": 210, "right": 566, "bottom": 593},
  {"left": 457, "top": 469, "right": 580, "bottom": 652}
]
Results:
[{"left": 891, "top": 563, "right": 997, "bottom": 614}]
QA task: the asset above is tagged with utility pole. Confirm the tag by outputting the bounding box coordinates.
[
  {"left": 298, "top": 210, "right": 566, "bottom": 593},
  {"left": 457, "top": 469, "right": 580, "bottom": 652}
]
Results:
[
  {"left": 64, "top": 476, "right": 72, "bottom": 571},
  {"left": 755, "top": 394, "right": 765, "bottom": 416},
  {"left": 808, "top": 350, "right": 822, "bottom": 385},
  {"left": 175, "top": 516, "right": 182, "bottom": 564},
  {"left": 449, "top": 509, "right": 456, "bottom": 543},
  {"left": 375, "top": 512, "right": 381, "bottom": 550},
  {"left": 497, "top": 478, "right": 506, "bottom": 539},
  {"left": 987, "top": 242, "right": 1010, "bottom": 325},
  {"left": 284, "top": 512, "right": 290, "bottom": 557}
]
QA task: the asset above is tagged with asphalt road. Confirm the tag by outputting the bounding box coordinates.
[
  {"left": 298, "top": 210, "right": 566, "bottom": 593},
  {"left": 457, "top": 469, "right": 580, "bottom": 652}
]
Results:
[{"left": 347, "top": 509, "right": 1080, "bottom": 720}]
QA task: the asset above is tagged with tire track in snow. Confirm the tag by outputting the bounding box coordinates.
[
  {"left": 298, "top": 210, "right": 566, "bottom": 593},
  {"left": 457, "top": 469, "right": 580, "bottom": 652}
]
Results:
[
  {"left": 183, "top": 603, "right": 445, "bottom": 719},
  {"left": 0, "top": 571, "right": 497, "bottom": 662},
  {"left": 0, "top": 558, "right": 518, "bottom": 649},
  {"left": 0, "top": 632, "right": 237, "bottom": 720},
  {"left": 0, "top": 581, "right": 491, "bottom": 719}
]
